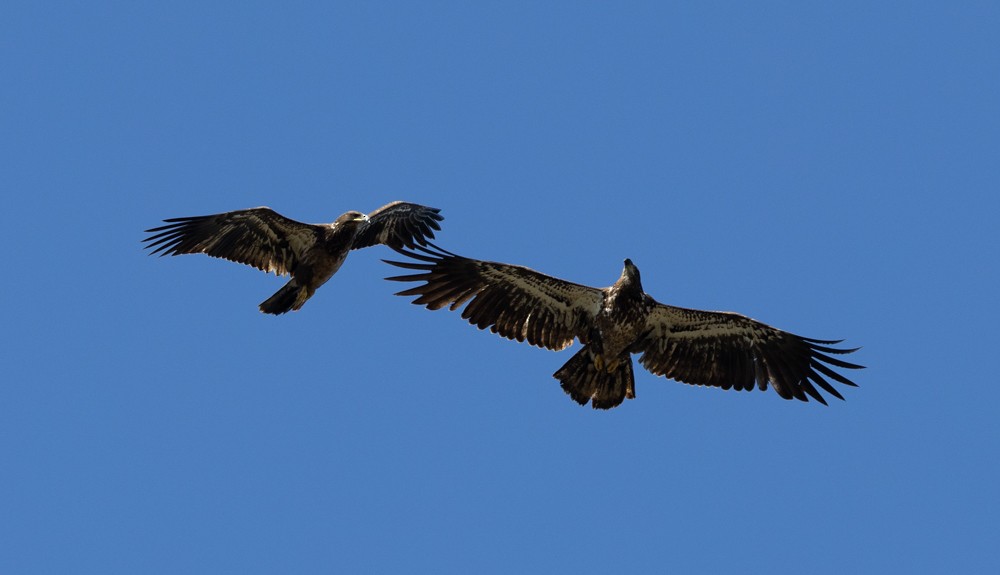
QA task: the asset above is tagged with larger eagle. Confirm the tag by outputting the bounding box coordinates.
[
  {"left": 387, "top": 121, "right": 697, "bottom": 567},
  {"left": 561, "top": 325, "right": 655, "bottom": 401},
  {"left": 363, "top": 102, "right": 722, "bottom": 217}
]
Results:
[
  {"left": 385, "top": 244, "right": 862, "bottom": 409},
  {"left": 144, "top": 201, "right": 442, "bottom": 314}
]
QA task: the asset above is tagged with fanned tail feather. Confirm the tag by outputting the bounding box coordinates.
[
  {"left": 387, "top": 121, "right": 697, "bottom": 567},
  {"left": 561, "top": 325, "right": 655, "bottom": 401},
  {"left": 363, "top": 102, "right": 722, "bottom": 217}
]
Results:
[
  {"left": 553, "top": 346, "right": 635, "bottom": 410},
  {"left": 259, "top": 280, "right": 308, "bottom": 315}
]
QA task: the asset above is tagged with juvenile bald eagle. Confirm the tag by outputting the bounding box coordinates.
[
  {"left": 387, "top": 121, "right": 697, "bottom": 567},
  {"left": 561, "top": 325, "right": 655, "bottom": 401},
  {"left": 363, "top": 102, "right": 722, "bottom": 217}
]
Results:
[
  {"left": 385, "top": 244, "right": 862, "bottom": 409},
  {"left": 144, "top": 201, "right": 442, "bottom": 314}
]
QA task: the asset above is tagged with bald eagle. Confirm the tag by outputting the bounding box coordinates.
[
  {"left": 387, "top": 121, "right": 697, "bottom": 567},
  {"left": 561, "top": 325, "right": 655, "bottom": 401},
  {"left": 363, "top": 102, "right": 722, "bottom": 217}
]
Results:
[
  {"left": 144, "top": 202, "right": 442, "bottom": 314},
  {"left": 385, "top": 244, "right": 862, "bottom": 409}
]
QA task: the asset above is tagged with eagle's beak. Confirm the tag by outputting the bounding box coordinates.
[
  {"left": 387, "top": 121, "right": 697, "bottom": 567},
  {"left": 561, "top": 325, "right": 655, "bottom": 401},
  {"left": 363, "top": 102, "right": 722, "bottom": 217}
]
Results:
[{"left": 355, "top": 214, "right": 369, "bottom": 222}]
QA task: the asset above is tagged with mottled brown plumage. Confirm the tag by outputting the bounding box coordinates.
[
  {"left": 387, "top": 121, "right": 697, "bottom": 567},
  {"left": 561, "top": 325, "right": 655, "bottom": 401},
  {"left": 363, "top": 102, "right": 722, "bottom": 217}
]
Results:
[
  {"left": 144, "top": 202, "right": 442, "bottom": 314},
  {"left": 385, "top": 244, "right": 862, "bottom": 409}
]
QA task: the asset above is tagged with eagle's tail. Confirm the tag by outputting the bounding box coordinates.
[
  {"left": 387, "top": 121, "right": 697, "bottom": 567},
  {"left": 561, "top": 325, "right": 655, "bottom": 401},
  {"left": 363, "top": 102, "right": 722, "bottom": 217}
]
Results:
[
  {"left": 259, "top": 280, "right": 310, "bottom": 315},
  {"left": 553, "top": 346, "right": 635, "bottom": 409}
]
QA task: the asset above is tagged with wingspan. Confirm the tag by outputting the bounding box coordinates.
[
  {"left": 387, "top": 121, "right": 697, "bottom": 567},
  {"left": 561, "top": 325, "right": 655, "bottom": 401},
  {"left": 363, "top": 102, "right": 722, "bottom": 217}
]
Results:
[
  {"left": 384, "top": 245, "right": 604, "bottom": 351},
  {"left": 352, "top": 202, "right": 443, "bottom": 250},
  {"left": 142, "top": 207, "right": 318, "bottom": 275},
  {"left": 635, "top": 303, "right": 863, "bottom": 404}
]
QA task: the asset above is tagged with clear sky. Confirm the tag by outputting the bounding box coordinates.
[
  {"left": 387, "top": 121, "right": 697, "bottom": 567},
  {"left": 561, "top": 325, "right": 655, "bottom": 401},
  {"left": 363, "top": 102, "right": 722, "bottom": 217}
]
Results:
[{"left": 3, "top": 1, "right": 998, "bottom": 573}]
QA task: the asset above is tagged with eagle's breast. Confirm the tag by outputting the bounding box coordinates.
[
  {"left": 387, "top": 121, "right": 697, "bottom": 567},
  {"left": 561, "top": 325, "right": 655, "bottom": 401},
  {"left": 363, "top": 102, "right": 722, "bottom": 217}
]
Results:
[
  {"left": 595, "top": 287, "right": 652, "bottom": 358},
  {"left": 299, "top": 223, "right": 361, "bottom": 289}
]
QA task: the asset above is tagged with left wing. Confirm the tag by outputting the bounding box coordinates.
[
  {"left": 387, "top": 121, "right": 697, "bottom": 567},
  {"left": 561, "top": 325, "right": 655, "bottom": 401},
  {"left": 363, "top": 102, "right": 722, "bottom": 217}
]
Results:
[
  {"left": 634, "top": 303, "right": 863, "bottom": 404},
  {"left": 142, "top": 207, "right": 318, "bottom": 276},
  {"left": 384, "top": 244, "right": 604, "bottom": 351},
  {"left": 352, "top": 202, "right": 443, "bottom": 250}
]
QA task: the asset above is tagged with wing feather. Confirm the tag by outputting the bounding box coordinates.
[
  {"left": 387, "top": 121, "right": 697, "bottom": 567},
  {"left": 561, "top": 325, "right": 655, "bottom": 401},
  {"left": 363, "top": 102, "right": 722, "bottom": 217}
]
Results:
[
  {"left": 352, "top": 202, "right": 443, "bottom": 250},
  {"left": 384, "top": 245, "right": 603, "bottom": 351},
  {"left": 143, "top": 207, "right": 317, "bottom": 275},
  {"left": 635, "top": 303, "right": 863, "bottom": 403}
]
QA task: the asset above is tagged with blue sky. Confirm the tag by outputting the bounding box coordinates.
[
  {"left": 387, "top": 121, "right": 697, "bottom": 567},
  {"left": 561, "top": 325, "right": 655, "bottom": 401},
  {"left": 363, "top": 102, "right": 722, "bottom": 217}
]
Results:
[{"left": 3, "top": 1, "right": 998, "bottom": 573}]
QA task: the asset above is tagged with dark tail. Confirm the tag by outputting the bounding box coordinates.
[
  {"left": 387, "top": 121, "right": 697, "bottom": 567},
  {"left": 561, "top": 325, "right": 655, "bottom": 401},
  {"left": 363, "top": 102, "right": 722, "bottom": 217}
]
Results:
[
  {"left": 553, "top": 346, "right": 635, "bottom": 409},
  {"left": 259, "top": 280, "right": 308, "bottom": 315}
]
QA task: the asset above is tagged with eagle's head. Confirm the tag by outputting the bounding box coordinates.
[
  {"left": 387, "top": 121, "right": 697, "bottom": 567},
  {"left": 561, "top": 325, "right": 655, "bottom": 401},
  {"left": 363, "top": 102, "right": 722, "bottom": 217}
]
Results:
[
  {"left": 334, "top": 211, "right": 369, "bottom": 226},
  {"left": 619, "top": 258, "right": 643, "bottom": 291}
]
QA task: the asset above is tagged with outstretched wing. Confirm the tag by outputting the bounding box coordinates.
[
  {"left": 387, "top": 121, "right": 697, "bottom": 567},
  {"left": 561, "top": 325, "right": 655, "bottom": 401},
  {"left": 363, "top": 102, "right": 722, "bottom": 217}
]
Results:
[
  {"left": 352, "top": 202, "right": 443, "bottom": 250},
  {"left": 143, "top": 207, "right": 319, "bottom": 275},
  {"left": 384, "top": 245, "right": 604, "bottom": 351},
  {"left": 635, "top": 303, "right": 863, "bottom": 404}
]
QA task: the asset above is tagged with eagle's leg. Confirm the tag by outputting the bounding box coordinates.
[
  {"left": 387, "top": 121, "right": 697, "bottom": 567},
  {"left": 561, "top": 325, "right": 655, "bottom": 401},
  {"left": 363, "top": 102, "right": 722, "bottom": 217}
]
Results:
[
  {"left": 590, "top": 336, "right": 606, "bottom": 372},
  {"left": 592, "top": 352, "right": 623, "bottom": 373},
  {"left": 292, "top": 285, "right": 315, "bottom": 311},
  {"left": 604, "top": 357, "right": 622, "bottom": 373}
]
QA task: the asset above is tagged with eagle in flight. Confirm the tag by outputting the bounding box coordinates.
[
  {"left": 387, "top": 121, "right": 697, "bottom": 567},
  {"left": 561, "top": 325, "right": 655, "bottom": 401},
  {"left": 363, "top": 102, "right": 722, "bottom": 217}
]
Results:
[
  {"left": 385, "top": 244, "right": 862, "bottom": 409},
  {"left": 144, "top": 201, "right": 442, "bottom": 314}
]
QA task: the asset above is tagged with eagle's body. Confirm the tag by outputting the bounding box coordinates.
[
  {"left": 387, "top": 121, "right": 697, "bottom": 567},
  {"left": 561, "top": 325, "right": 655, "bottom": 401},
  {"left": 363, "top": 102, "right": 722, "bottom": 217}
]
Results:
[
  {"left": 554, "top": 260, "right": 653, "bottom": 407},
  {"left": 593, "top": 261, "right": 652, "bottom": 362},
  {"left": 386, "top": 244, "right": 862, "bottom": 409},
  {"left": 255, "top": 211, "right": 366, "bottom": 314},
  {"left": 144, "top": 202, "right": 442, "bottom": 314}
]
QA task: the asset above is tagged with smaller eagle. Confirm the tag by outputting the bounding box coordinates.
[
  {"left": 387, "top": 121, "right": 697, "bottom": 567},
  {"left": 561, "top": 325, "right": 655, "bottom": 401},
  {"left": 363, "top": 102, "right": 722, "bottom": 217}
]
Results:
[
  {"left": 144, "top": 201, "right": 442, "bottom": 314},
  {"left": 385, "top": 244, "right": 863, "bottom": 409}
]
